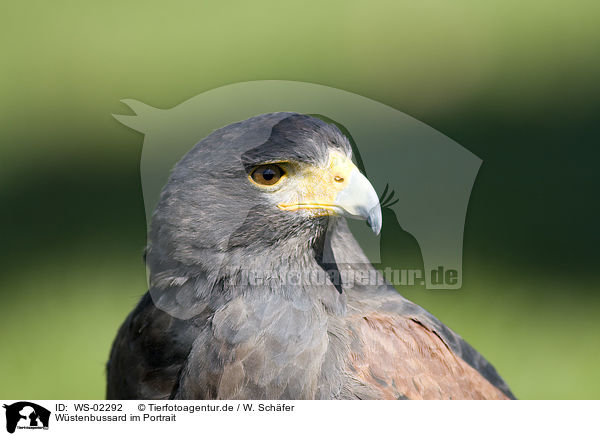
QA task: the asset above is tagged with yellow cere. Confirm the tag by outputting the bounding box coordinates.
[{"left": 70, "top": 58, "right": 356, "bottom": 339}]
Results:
[{"left": 277, "top": 150, "right": 355, "bottom": 215}]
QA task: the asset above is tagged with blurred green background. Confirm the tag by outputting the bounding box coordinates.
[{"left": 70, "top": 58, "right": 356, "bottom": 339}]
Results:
[{"left": 1, "top": 0, "right": 599, "bottom": 399}]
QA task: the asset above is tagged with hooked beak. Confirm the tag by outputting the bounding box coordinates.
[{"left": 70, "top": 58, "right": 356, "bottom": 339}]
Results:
[
  {"left": 334, "top": 167, "right": 382, "bottom": 235},
  {"left": 277, "top": 151, "right": 382, "bottom": 235}
]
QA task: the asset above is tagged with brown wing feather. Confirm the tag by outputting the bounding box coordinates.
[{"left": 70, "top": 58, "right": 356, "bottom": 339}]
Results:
[{"left": 346, "top": 313, "right": 509, "bottom": 400}]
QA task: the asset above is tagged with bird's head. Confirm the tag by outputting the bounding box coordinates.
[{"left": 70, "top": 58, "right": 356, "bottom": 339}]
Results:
[{"left": 146, "top": 113, "right": 380, "bottom": 289}]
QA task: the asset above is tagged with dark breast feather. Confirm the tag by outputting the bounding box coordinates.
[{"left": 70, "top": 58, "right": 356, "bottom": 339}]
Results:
[{"left": 106, "top": 292, "right": 199, "bottom": 399}]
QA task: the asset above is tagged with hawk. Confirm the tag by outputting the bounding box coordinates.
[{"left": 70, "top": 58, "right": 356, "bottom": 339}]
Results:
[{"left": 107, "top": 113, "right": 514, "bottom": 400}]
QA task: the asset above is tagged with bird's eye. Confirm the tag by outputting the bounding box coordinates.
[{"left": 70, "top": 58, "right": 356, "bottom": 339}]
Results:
[{"left": 250, "top": 164, "right": 285, "bottom": 186}]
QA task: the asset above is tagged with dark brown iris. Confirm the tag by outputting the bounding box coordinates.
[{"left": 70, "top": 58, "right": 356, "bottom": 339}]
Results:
[{"left": 250, "top": 164, "right": 284, "bottom": 186}]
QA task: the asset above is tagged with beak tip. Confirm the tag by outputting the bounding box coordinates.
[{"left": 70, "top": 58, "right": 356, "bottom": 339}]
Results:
[{"left": 367, "top": 206, "right": 382, "bottom": 235}]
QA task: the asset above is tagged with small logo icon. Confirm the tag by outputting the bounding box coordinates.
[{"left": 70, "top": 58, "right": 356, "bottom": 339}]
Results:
[{"left": 3, "top": 402, "right": 50, "bottom": 434}]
